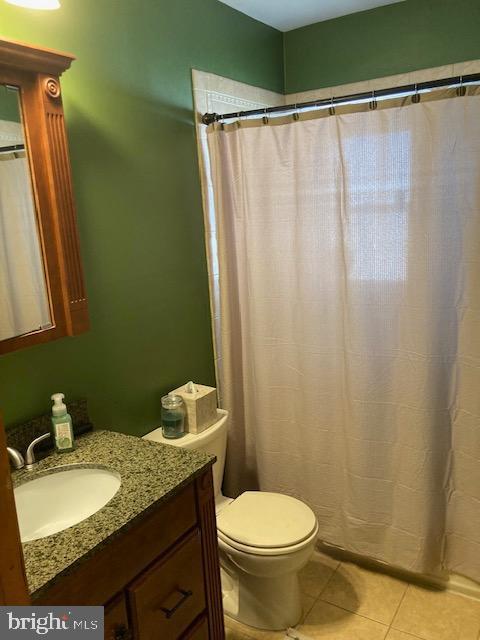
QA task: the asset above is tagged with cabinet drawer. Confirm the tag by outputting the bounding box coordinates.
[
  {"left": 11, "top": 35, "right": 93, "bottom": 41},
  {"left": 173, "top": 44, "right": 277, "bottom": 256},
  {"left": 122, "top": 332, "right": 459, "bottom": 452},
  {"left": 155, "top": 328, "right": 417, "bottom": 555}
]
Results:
[{"left": 128, "top": 529, "right": 206, "bottom": 640}]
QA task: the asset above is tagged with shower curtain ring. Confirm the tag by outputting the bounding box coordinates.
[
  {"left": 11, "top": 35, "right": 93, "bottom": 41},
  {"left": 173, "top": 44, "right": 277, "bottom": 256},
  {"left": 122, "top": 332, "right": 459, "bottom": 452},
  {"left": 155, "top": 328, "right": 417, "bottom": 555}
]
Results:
[
  {"left": 456, "top": 75, "right": 466, "bottom": 96},
  {"left": 262, "top": 107, "right": 269, "bottom": 125},
  {"left": 329, "top": 97, "right": 336, "bottom": 115},
  {"left": 369, "top": 90, "right": 377, "bottom": 110},
  {"left": 293, "top": 104, "right": 299, "bottom": 121},
  {"left": 412, "top": 83, "right": 421, "bottom": 103}
]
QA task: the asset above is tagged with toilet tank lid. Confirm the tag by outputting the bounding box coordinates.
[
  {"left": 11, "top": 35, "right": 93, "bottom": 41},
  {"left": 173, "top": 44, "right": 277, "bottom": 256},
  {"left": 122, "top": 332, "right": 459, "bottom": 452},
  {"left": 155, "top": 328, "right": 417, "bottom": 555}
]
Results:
[
  {"left": 216, "top": 491, "right": 317, "bottom": 549},
  {"left": 142, "top": 409, "right": 228, "bottom": 450}
]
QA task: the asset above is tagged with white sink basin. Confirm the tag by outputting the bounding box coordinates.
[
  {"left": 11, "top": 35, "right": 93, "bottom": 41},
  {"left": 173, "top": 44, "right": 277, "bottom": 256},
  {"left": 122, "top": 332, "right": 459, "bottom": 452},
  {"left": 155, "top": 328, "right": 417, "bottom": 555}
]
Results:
[{"left": 14, "top": 465, "right": 121, "bottom": 542}]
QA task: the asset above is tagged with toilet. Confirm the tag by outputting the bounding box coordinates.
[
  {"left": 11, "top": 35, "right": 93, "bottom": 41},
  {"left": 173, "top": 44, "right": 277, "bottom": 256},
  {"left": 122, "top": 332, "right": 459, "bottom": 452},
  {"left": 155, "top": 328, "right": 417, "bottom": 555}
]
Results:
[{"left": 144, "top": 409, "right": 318, "bottom": 630}]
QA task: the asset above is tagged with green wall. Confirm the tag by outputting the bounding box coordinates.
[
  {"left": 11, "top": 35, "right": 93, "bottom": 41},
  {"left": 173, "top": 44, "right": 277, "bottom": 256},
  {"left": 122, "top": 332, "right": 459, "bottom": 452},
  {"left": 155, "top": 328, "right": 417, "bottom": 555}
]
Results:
[
  {"left": 0, "top": 0, "right": 283, "bottom": 434},
  {"left": 284, "top": 0, "right": 480, "bottom": 93},
  {"left": 2, "top": 0, "right": 478, "bottom": 435},
  {"left": 0, "top": 88, "right": 21, "bottom": 123}
]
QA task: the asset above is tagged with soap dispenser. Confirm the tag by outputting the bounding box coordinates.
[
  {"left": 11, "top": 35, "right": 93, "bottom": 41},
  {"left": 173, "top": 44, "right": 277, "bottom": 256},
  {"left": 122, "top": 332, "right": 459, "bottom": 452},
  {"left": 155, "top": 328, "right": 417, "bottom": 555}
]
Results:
[{"left": 51, "top": 393, "right": 75, "bottom": 452}]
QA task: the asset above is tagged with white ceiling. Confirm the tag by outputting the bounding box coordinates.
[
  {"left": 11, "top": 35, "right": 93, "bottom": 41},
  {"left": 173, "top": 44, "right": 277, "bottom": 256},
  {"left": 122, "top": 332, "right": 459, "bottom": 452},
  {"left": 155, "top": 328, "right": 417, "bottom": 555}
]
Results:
[{"left": 218, "top": 0, "right": 405, "bottom": 32}]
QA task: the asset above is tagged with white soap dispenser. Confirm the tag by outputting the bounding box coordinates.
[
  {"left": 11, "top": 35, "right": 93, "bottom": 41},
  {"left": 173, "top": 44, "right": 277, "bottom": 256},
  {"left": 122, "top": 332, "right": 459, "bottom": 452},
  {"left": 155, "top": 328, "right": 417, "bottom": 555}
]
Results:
[{"left": 51, "top": 393, "right": 75, "bottom": 452}]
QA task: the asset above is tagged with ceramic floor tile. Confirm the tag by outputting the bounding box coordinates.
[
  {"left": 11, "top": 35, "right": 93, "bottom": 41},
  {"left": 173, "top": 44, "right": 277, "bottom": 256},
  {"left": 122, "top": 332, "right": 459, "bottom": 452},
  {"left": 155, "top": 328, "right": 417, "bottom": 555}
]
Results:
[
  {"left": 224, "top": 594, "right": 315, "bottom": 640},
  {"left": 299, "top": 600, "right": 388, "bottom": 639},
  {"left": 225, "top": 625, "right": 254, "bottom": 640},
  {"left": 236, "top": 628, "right": 285, "bottom": 640},
  {"left": 299, "top": 550, "right": 340, "bottom": 598},
  {"left": 301, "top": 594, "right": 317, "bottom": 623},
  {"left": 319, "top": 561, "right": 408, "bottom": 625},
  {"left": 224, "top": 616, "right": 284, "bottom": 640},
  {"left": 386, "top": 630, "right": 425, "bottom": 640},
  {"left": 392, "top": 585, "right": 480, "bottom": 640}
]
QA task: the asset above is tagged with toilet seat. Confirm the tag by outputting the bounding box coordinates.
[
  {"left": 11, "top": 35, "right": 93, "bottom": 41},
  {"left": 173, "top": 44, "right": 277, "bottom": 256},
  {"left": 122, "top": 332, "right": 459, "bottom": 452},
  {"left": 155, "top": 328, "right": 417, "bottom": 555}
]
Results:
[{"left": 217, "top": 491, "right": 318, "bottom": 556}]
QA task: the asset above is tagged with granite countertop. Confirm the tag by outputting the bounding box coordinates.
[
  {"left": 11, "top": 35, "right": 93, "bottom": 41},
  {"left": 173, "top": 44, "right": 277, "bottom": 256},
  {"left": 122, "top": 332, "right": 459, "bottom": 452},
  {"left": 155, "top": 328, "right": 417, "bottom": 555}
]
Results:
[{"left": 12, "top": 429, "right": 214, "bottom": 600}]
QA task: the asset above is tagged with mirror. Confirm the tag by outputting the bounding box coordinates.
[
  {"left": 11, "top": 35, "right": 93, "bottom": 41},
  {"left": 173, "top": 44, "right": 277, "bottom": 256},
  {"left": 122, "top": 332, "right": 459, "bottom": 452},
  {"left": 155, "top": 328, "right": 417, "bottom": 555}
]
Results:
[
  {"left": 0, "top": 37, "right": 89, "bottom": 355},
  {"left": 0, "top": 85, "right": 52, "bottom": 341}
]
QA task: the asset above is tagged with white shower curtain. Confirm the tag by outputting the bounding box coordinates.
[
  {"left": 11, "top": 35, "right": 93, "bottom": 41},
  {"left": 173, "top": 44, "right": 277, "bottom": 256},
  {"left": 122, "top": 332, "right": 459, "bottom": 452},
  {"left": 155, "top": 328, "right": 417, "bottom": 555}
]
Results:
[{"left": 207, "top": 86, "right": 480, "bottom": 581}]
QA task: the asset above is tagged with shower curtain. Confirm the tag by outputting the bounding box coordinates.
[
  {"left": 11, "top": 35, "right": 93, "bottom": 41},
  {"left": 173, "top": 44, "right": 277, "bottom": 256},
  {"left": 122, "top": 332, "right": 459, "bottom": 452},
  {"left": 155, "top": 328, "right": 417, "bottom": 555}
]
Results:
[{"left": 206, "top": 86, "right": 480, "bottom": 581}]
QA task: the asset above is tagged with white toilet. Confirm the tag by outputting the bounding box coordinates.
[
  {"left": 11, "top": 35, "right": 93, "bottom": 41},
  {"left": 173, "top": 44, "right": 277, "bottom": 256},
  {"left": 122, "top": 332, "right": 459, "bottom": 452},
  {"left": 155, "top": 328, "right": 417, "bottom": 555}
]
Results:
[{"left": 144, "top": 409, "right": 318, "bottom": 630}]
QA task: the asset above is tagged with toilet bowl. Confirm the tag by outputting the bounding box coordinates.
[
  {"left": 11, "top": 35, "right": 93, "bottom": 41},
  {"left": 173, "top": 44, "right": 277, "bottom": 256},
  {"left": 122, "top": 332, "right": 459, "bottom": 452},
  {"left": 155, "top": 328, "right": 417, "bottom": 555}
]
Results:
[
  {"left": 217, "top": 490, "right": 318, "bottom": 629},
  {"left": 143, "top": 409, "right": 318, "bottom": 630}
]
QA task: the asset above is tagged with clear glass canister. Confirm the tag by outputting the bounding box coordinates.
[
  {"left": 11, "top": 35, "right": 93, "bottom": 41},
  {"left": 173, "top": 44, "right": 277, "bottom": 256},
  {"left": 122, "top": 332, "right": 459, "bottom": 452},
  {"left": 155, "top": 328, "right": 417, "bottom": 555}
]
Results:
[{"left": 161, "top": 393, "right": 186, "bottom": 439}]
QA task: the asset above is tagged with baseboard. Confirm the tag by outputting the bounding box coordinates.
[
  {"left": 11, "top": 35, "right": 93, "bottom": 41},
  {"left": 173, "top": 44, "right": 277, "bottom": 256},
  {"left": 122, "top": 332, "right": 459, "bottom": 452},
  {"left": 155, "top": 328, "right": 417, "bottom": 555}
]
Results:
[
  {"left": 317, "top": 540, "right": 480, "bottom": 602},
  {"left": 446, "top": 573, "right": 480, "bottom": 601}
]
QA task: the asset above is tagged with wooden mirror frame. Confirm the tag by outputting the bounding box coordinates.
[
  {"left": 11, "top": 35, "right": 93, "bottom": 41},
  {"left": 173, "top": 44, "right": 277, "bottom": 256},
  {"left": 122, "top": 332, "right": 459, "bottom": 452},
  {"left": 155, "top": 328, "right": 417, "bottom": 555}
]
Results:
[{"left": 0, "top": 38, "right": 88, "bottom": 355}]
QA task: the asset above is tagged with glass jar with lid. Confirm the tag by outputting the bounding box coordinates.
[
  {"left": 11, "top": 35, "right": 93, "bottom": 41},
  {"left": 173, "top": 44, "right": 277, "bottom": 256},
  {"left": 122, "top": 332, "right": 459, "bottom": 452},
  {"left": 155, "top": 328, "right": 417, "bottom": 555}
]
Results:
[{"left": 161, "top": 392, "right": 186, "bottom": 439}]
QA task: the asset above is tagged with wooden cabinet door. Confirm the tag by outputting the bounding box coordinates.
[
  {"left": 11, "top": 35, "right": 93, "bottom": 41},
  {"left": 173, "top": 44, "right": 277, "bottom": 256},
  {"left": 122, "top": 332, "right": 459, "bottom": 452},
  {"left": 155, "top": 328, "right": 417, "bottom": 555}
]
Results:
[
  {"left": 128, "top": 530, "right": 206, "bottom": 640},
  {"left": 104, "top": 593, "right": 131, "bottom": 640},
  {"left": 0, "top": 416, "right": 29, "bottom": 605}
]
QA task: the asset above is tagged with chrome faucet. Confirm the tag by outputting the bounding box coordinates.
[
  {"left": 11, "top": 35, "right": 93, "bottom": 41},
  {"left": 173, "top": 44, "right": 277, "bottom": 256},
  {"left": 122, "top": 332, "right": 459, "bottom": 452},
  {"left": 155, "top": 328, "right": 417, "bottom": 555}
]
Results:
[
  {"left": 7, "top": 447, "right": 25, "bottom": 470},
  {"left": 25, "top": 433, "right": 51, "bottom": 470}
]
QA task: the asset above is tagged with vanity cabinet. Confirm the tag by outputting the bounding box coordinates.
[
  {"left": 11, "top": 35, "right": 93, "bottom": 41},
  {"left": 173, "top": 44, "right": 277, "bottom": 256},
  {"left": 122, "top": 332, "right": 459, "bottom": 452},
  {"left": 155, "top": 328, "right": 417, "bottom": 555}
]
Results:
[
  {"left": 104, "top": 594, "right": 129, "bottom": 640},
  {"left": 35, "top": 469, "right": 224, "bottom": 640}
]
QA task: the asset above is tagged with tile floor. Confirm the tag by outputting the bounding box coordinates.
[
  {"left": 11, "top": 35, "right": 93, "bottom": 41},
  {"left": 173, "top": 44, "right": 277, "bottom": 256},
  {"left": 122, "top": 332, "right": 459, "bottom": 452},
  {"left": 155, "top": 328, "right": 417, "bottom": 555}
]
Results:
[{"left": 224, "top": 551, "right": 480, "bottom": 640}]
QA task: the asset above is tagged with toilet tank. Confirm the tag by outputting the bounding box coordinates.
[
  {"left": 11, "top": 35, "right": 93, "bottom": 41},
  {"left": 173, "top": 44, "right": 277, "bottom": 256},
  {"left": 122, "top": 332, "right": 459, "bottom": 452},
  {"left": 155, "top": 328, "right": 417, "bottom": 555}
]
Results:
[{"left": 143, "top": 409, "right": 229, "bottom": 499}]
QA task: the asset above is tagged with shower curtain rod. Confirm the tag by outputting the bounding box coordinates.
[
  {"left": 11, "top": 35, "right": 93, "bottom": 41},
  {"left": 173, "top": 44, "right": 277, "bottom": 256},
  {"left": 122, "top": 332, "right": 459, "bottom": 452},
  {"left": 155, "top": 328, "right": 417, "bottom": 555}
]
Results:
[
  {"left": 201, "top": 72, "right": 480, "bottom": 125},
  {"left": 0, "top": 143, "right": 24, "bottom": 153}
]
